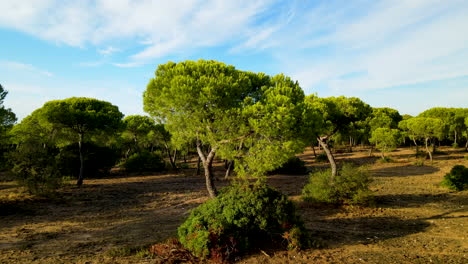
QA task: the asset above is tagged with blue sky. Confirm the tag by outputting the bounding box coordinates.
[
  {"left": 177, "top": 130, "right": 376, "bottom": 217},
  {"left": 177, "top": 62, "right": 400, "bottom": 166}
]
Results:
[{"left": 1, "top": 0, "right": 468, "bottom": 120}]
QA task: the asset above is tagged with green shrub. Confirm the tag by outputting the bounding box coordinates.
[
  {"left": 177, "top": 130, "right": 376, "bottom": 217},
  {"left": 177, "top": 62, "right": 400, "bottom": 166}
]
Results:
[
  {"left": 315, "top": 153, "right": 328, "bottom": 162},
  {"left": 123, "top": 151, "right": 165, "bottom": 173},
  {"left": 56, "top": 142, "right": 120, "bottom": 178},
  {"left": 302, "top": 163, "right": 373, "bottom": 205},
  {"left": 413, "top": 159, "right": 425, "bottom": 166},
  {"left": 10, "top": 144, "right": 62, "bottom": 195},
  {"left": 268, "top": 156, "right": 308, "bottom": 175},
  {"left": 441, "top": 165, "right": 468, "bottom": 191},
  {"left": 178, "top": 183, "right": 310, "bottom": 261}
]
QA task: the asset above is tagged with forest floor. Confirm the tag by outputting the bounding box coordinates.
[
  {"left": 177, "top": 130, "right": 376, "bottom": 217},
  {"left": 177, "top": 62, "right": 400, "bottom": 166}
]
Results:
[{"left": 0, "top": 147, "right": 467, "bottom": 263}]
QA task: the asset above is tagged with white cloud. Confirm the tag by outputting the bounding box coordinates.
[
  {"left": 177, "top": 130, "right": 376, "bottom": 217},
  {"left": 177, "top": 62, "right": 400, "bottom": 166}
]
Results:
[
  {"left": 98, "top": 46, "right": 120, "bottom": 55},
  {"left": 284, "top": 0, "right": 468, "bottom": 95},
  {"left": 0, "top": 61, "right": 53, "bottom": 77},
  {"left": 0, "top": 0, "right": 277, "bottom": 65}
]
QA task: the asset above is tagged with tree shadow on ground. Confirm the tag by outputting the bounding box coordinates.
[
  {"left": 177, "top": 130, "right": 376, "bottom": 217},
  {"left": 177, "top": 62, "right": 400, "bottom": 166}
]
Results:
[
  {"left": 307, "top": 216, "right": 431, "bottom": 247},
  {"left": 371, "top": 165, "right": 439, "bottom": 177},
  {"left": 0, "top": 171, "right": 229, "bottom": 230},
  {"left": 376, "top": 192, "right": 468, "bottom": 209}
]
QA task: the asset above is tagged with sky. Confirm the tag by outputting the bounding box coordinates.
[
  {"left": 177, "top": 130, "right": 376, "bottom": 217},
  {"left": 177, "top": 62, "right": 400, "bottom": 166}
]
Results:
[{"left": 1, "top": 0, "right": 468, "bottom": 120}]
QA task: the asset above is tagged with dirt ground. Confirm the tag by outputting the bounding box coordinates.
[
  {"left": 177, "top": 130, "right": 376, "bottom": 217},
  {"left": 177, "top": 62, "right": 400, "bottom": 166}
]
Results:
[{"left": 1, "top": 147, "right": 467, "bottom": 263}]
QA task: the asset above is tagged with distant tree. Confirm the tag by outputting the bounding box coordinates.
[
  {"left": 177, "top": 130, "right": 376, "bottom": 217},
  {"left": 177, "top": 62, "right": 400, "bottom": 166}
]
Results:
[
  {"left": 369, "top": 128, "right": 401, "bottom": 159},
  {"left": 144, "top": 60, "right": 318, "bottom": 198},
  {"left": 405, "top": 117, "right": 446, "bottom": 162},
  {"left": 0, "top": 84, "right": 17, "bottom": 167},
  {"left": 42, "top": 97, "right": 123, "bottom": 186},
  {"left": 122, "top": 115, "right": 156, "bottom": 154},
  {"left": 419, "top": 107, "right": 467, "bottom": 146},
  {"left": 368, "top": 107, "right": 402, "bottom": 130},
  {"left": 9, "top": 109, "right": 61, "bottom": 194},
  {"left": 305, "top": 95, "right": 371, "bottom": 178}
]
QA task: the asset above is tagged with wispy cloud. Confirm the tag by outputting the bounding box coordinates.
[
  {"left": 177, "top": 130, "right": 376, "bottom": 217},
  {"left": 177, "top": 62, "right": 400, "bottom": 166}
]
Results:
[
  {"left": 0, "top": 0, "right": 277, "bottom": 65},
  {"left": 98, "top": 46, "right": 120, "bottom": 55},
  {"left": 0, "top": 60, "right": 53, "bottom": 77}
]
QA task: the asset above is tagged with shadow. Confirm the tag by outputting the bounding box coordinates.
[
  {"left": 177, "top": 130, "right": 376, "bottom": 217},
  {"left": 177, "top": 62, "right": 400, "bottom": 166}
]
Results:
[
  {"left": 0, "top": 184, "right": 16, "bottom": 191},
  {"left": 376, "top": 193, "right": 468, "bottom": 209},
  {"left": 371, "top": 165, "right": 439, "bottom": 177},
  {"left": 306, "top": 216, "right": 430, "bottom": 247},
  {"left": 0, "top": 171, "right": 229, "bottom": 231}
]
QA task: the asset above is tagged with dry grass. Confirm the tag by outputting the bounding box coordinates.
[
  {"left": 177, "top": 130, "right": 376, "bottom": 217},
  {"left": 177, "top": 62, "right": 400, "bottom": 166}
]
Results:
[{"left": 1, "top": 147, "right": 467, "bottom": 263}]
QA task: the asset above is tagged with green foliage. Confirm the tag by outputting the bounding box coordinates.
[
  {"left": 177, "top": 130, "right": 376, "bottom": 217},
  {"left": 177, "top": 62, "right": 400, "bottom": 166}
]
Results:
[
  {"left": 144, "top": 60, "right": 319, "bottom": 179},
  {"left": 56, "top": 143, "right": 120, "bottom": 178},
  {"left": 368, "top": 107, "right": 402, "bottom": 130},
  {"left": 413, "top": 159, "right": 425, "bottom": 166},
  {"left": 369, "top": 128, "right": 402, "bottom": 157},
  {"left": 178, "top": 183, "right": 310, "bottom": 260},
  {"left": 0, "top": 84, "right": 17, "bottom": 128},
  {"left": 9, "top": 144, "right": 62, "bottom": 195},
  {"left": 441, "top": 165, "right": 468, "bottom": 191},
  {"left": 302, "top": 164, "right": 373, "bottom": 205},
  {"left": 122, "top": 151, "right": 165, "bottom": 173},
  {"left": 268, "top": 156, "right": 308, "bottom": 175}
]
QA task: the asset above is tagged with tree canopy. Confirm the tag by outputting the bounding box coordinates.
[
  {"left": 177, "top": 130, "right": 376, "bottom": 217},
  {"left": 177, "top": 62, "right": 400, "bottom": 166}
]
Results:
[
  {"left": 144, "top": 60, "right": 319, "bottom": 197},
  {"left": 41, "top": 97, "right": 124, "bottom": 185}
]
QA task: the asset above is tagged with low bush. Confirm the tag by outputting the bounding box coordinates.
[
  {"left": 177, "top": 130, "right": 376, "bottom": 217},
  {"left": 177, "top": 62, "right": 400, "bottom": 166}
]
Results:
[
  {"left": 9, "top": 144, "right": 62, "bottom": 195},
  {"left": 122, "top": 151, "right": 165, "bottom": 173},
  {"left": 268, "top": 156, "right": 308, "bottom": 175},
  {"left": 413, "top": 159, "right": 425, "bottom": 166},
  {"left": 302, "top": 163, "right": 373, "bottom": 205},
  {"left": 178, "top": 183, "right": 310, "bottom": 261},
  {"left": 441, "top": 165, "right": 468, "bottom": 191}
]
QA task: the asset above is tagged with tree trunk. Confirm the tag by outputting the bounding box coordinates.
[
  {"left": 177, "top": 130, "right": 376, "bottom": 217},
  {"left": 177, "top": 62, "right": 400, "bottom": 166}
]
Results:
[
  {"left": 412, "top": 138, "right": 419, "bottom": 156},
  {"left": 454, "top": 130, "right": 457, "bottom": 145},
  {"left": 196, "top": 142, "right": 218, "bottom": 198},
  {"left": 311, "top": 144, "right": 317, "bottom": 158},
  {"left": 77, "top": 134, "right": 84, "bottom": 186},
  {"left": 225, "top": 160, "right": 234, "bottom": 179},
  {"left": 196, "top": 156, "right": 201, "bottom": 175},
  {"left": 425, "top": 138, "right": 433, "bottom": 163},
  {"left": 164, "top": 143, "right": 177, "bottom": 169},
  {"left": 318, "top": 137, "right": 337, "bottom": 179},
  {"left": 465, "top": 139, "right": 468, "bottom": 152},
  {"left": 369, "top": 145, "right": 374, "bottom": 156},
  {"left": 349, "top": 136, "right": 353, "bottom": 152}
]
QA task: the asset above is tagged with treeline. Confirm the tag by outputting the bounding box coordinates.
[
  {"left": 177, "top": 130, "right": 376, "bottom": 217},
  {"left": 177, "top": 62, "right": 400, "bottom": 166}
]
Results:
[{"left": 1, "top": 60, "right": 468, "bottom": 196}]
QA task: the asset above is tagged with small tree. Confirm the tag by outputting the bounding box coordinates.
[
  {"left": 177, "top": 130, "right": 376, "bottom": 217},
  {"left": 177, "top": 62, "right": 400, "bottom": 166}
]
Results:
[
  {"left": 405, "top": 117, "right": 446, "bottom": 162},
  {"left": 369, "top": 128, "right": 401, "bottom": 159},
  {"left": 144, "top": 60, "right": 318, "bottom": 197},
  {"left": 42, "top": 97, "right": 123, "bottom": 186},
  {"left": 305, "top": 95, "right": 371, "bottom": 178}
]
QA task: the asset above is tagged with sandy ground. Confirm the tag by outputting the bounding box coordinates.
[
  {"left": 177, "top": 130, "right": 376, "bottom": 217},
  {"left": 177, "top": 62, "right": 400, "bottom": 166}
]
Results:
[{"left": 0, "top": 147, "right": 467, "bottom": 263}]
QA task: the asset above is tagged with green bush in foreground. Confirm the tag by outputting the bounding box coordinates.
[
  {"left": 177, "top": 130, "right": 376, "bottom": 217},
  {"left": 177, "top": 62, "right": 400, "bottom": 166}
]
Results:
[
  {"left": 302, "top": 163, "right": 373, "bottom": 205},
  {"left": 178, "top": 183, "right": 310, "bottom": 261},
  {"left": 441, "top": 165, "right": 468, "bottom": 191}
]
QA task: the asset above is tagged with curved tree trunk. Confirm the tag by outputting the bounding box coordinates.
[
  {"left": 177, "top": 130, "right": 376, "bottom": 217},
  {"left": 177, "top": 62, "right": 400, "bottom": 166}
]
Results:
[
  {"left": 412, "top": 138, "right": 419, "bottom": 156},
  {"left": 318, "top": 137, "right": 337, "bottom": 179},
  {"left": 77, "top": 133, "right": 84, "bottom": 186},
  {"left": 196, "top": 142, "right": 218, "bottom": 198},
  {"left": 425, "top": 138, "right": 433, "bottom": 163},
  {"left": 225, "top": 160, "right": 234, "bottom": 179}
]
